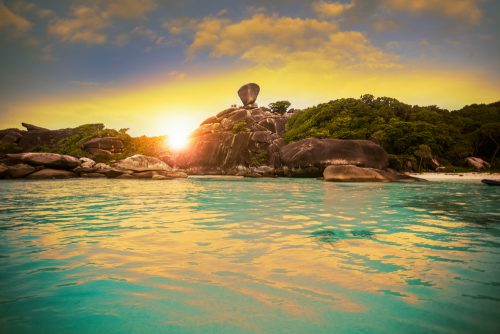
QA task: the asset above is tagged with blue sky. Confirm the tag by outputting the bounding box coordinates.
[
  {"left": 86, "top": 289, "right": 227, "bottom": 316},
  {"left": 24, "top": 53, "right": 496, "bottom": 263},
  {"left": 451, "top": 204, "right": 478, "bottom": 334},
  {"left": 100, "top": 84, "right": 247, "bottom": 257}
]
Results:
[{"left": 0, "top": 0, "right": 499, "bottom": 135}]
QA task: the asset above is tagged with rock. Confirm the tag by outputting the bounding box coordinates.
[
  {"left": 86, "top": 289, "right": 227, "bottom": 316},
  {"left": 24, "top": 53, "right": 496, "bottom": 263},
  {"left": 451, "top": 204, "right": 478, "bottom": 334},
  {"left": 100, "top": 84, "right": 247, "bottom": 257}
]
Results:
[
  {"left": 6, "top": 153, "right": 81, "bottom": 169},
  {"left": 0, "top": 163, "right": 9, "bottom": 178},
  {"left": 26, "top": 169, "right": 77, "bottom": 179},
  {"left": 7, "top": 163, "right": 38, "bottom": 178},
  {"left": 152, "top": 174, "right": 169, "bottom": 180},
  {"left": 112, "top": 155, "right": 171, "bottom": 172},
  {"left": 177, "top": 107, "right": 287, "bottom": 174},
  {"left": 280, "top": 138, "right": 389, "bottom": 177},
  {"left": 435, "top": 166, "right": 447, "bottom": 172},
  {"left": 18, "top": 128, "right": 79, "bottom": 150},
  {"left": 93, "top": 163, "right": 126, "bottom": 178},
  {"left": 465, "top": 157, "right": 490, "bottom": 169},
  {"left": 430, "top": 158, "right": 440, "bottom": 169},
  {"left": 156, "top": 170, "right": 188, "bottom": 178},
  {"left": 80, "top": 157, "right": 96, "bottom": 169},
  {"left": 323, "top": 165, "right": 421, "bottom": 182},
  {"left": 81, "top": 172, "right": 107, "bottom": 178},
  {"left": 131, "top": 171, "right": 156, "bottom": 179},
  {"left": 0, "top": 129, "right": 24, "bottom": 144},
  {"left": 238, "top": 83, "right": 260, "bottom": 106},
  {"left": 115, "top": 174, "right": 135, "bottom": 179},
  {"left": 22, "top": 122, "right": 49, "bottom": 131},
  {"left": 82, "top": 137, "right": 124, "bottom": 155}
]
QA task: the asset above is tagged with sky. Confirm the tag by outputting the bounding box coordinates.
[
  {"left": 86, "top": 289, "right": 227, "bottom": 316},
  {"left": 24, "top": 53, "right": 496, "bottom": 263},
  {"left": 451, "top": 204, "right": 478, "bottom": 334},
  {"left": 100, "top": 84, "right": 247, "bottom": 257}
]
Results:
[{"left": 0, "top": 0, "right": 499, "bottom": 136}]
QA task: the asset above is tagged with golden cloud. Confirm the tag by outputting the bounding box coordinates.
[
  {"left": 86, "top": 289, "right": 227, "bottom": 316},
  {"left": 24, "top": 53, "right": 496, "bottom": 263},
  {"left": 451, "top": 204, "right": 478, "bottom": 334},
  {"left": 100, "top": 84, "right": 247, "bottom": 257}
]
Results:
[
  {"left": 384, "top": 0, "right": 482, "bottom": 24},
  {"left": 0, "top": 1, "right": 32, "bottom": 35},
  {"left": 313, "top": 1, "right": 354, "bottom": 18},
  {"left": 48, "top": 5, "right": 108, "bottom": 44},
  {"left": 187, "top": 14, "right": 397, "bottom": 69}
]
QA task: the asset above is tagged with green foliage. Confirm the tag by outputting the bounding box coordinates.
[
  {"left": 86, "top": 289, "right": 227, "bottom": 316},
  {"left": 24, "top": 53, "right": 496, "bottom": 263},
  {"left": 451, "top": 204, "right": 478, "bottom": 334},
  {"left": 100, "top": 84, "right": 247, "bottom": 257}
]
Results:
[
  {"left": 232, "top": 120, "right": 249, "bottom": 134},
  {"left": 284, "top": 96, "right": 500, "bottom": 170},
  {"left": 268, "top": 101, "right": 291, "bottom": 115},
  {"left": 250, "top": 150, "right": 269, "bottom": 166},
  {"left": 0, "top": 142, "right": 22, "bottom": 155}
]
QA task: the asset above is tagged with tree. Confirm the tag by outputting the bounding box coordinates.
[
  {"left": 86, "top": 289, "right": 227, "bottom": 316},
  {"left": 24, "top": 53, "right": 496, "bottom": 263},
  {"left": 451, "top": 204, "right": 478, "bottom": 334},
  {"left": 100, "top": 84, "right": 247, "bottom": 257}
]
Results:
[
  {"left": 268, "top": 101, "right": 291, "bottom": 115},
  {"left": 414, "top": 144, "right": 432, "bottom": 172}
]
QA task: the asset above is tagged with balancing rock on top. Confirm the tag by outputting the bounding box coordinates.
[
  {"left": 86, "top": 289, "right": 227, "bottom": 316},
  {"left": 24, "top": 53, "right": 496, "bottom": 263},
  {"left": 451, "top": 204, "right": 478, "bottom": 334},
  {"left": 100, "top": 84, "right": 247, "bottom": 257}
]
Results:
[{"left": 238, "top": 83, "right": 260, "bottom": 106}]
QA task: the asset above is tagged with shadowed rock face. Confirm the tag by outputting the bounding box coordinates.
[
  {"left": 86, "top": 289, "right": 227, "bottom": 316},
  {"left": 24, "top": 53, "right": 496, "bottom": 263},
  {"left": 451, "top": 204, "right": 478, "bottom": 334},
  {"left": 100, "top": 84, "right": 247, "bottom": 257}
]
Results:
[
  {"left": 177, "top": 107, "right": 287, "bottom": 174},
  {"left": 238, "top": 83, "right": 260, "bottom": 106},
  {"left": 6, "top": 152, "right": 81, "bottom": 169},
  {"left": 323, "top": 165, "right": 423, "bottom": 182},
  {"left": 280, "top": 138, "right": 389, "bottom": 177},
  {"left": 83, "top": 137, "right": 124, "bottom": 156}
]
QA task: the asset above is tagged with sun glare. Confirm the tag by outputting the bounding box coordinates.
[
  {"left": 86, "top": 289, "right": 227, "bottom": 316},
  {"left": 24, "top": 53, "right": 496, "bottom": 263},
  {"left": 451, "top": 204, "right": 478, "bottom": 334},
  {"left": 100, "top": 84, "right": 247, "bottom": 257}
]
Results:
[{"left": 164, "top": 117, "right": 196, "bottom": 151}]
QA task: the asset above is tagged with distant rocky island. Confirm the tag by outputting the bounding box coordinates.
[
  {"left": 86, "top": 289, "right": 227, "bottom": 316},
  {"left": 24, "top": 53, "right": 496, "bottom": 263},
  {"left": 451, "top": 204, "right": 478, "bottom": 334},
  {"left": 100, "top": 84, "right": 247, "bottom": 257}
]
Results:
[{"left": 0, "top": 83, "right": 498, "bottom": 181}]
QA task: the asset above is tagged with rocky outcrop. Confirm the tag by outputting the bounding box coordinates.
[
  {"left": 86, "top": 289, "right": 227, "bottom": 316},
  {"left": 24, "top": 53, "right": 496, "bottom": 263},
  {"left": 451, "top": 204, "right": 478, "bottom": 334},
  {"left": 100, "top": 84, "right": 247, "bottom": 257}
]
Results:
[
  {"left": 323, "top": 165, "right": 422, "bottom": 182},
  {"left": 82, "top": 137, "right": 124, "bottom": 156},
  {"left": 466, "top": 157, "right": 490, "bottom": 169},
  {"left": 0, "top": 163, "right": 8, "bottom": 177},
  {"left": 177, "top": 107, "right": 286, "bottom": 174},
  {"left": 112, "top": 154, "right": 170, "bottom": 171},
  {"left": 18, "top": 123, "right": 79, "bottom": 150},
  {"left": 0, "top": 129, "right": 24, "bottom": 144},
  {"left": 238, "top": 83, "right": 260, "bottom": 106},
  {"left": 6, "top": 153, "right": 81, "bottom": 169},
  {"left": 26, "top": 169, "right": 77, "bottom": 179},
  {"left": 280, "top": 138, "right": 389, "bottom": 177}
]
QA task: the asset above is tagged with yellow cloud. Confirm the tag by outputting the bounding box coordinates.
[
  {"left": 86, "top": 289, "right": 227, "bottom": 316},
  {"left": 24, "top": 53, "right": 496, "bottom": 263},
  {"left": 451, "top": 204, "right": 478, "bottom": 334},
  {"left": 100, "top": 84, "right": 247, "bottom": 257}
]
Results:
[
  {"left": 0, "top": 1, "right": 32, "bottom": 35},
  {"left": 385, "top": 0, "right": 482, "bottom": 24},
  {"left": 187, "top": 14, "right": 397, "bottom": 69},
  {"left": 48, "top": 5, "right": 108, "bottom": 44},
  {"left": 313, "top": 1, "right": 354, "bottom": 18}
]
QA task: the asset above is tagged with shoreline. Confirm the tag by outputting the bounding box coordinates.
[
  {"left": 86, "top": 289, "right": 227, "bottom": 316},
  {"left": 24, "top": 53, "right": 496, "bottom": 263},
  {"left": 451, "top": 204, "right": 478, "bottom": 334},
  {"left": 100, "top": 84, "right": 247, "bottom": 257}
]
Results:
[{"left": 409, "top": 172, "right": 500, "bottom": 182}]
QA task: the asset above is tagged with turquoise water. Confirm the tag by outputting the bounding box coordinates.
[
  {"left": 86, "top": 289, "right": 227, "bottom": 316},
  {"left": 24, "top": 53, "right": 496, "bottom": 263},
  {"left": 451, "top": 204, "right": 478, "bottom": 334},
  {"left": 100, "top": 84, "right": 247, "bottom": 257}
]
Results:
[{"left": 0, "top": 178, "right": 499, "bottom": 334}]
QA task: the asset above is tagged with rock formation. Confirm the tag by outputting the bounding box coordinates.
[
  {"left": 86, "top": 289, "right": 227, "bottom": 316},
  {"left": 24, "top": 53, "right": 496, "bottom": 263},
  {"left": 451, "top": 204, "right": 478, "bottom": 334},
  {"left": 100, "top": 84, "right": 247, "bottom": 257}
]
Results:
[
  {"left": 280, "top": 138, "right": 389, "bottom": 177},
  {"left": 465, "top": 157, "right": 491, "bottom": 169},
  {"left": 83, "top": 137, "right": 124, "bottom": 156},
  {"left": 238, "top": 83, "right": 260, "bottom": 107},
  {"left": 323, "top": 165, "right": 421, "bottom": 182},
  {"left": 176, "top": 106, "right": 286, "bottom": 175}
]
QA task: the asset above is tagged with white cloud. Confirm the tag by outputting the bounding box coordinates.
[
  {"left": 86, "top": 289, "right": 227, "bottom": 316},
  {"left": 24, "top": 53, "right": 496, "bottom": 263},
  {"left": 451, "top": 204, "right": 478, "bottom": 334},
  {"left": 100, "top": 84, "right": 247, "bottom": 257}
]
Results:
[{"left": 313, "top": 1, "right": 354, "bottom": 18}]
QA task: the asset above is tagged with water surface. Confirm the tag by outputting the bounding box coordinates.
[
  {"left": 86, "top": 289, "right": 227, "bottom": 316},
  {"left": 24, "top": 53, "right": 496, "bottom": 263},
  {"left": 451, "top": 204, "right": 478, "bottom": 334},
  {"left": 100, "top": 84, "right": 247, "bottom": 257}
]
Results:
[{"left": 0, "top": 178, "right": 499, "bottom": 333}]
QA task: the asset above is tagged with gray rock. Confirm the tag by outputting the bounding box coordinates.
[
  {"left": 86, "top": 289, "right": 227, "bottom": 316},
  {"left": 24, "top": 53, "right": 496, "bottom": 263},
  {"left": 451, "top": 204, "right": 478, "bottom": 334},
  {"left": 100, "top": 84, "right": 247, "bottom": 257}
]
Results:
[
  {"left": 26, "top": 169, "right": 77, "bottom": 179},
  {"left": 238, "top": 83, "right": 260, "bottom": 106},
  {"left": 112, "top": 155, "right": 171, "bottom": 172},
  {"left": 280, "top": 138, "right": 389, "bottom": 177},
  {"left": 6, "top": 152, "right": 81, "bottom": 169},
  {"left": 80, "top": 157, "right": 96, "bottom": 169}
]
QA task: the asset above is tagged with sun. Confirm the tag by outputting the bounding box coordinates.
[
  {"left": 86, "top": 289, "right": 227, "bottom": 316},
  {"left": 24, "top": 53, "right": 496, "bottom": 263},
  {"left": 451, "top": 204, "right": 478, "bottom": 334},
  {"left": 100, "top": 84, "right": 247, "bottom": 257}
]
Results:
[{"left": 164, "top": 116, "right": 196, "bottom": 151}]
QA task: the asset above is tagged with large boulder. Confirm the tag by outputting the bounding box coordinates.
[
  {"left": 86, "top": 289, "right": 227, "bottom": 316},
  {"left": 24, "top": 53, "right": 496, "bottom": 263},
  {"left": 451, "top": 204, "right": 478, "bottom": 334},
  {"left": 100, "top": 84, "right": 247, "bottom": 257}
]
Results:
[
  {"left": 465, "top": 157, "right": 490, "bottom": 169},
  {"left": 26, "top": 169, "right": 77, "bottom": 179},
  {"left": 112, "top": 154, "right": 170, "bottom": 172},
  {"left": 238, "top": 83, "right": 260, "bottom": 106},
  {"left": 280, "top": 138, "right": 389, "bottom": 177},
  {"left": 324, "top": 165, "right": 422, "bottom": 182},
  {"left": 21, "top": 123, "right": 49, "bottom": 131},
  {"left": 82, "top": 137, "right": 124, "bottom": 156},
  {"left": 8, "top": 163, "right": 38, "bottom": 178},
  {"left": 0, "top": 163, "right": 8, "bottom": 178},
  {"left": 177, "top": 107, "right": 287, "bottom": 174},
  {"left": 6, "top": 153, "right": 81, "bottom": 169}
]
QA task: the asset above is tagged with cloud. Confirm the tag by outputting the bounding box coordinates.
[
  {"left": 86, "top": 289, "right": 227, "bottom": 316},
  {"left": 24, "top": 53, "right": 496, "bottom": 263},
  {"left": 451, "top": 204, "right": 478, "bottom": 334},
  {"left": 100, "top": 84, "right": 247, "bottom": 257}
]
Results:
[
  {"left": 187, "top": 14, "right": 398, "bottom": 69},
  {"left": 0, "top": 1, "right": 32, "bottom": 35},
  {"left": 162, "top": 17, "right": 199, "bottom": 36},
  {"left": 384, "top": 0, "right": 482, "bottom": 24},
  {"left": 48, "top": 0, "right": 156, "bottom": 44},
  {"left": 313, "top": 1, "right": 354, "bottom": 18},
  {"left": 48, "top": 4, "right": 108, "bottom": 44}
]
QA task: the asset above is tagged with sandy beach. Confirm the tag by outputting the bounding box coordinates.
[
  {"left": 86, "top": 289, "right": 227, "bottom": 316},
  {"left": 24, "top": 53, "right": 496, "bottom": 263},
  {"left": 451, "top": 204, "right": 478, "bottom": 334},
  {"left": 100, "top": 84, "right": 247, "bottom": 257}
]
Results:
[{"left": 409, "top": 172, "right": 500, "bottom": 182}]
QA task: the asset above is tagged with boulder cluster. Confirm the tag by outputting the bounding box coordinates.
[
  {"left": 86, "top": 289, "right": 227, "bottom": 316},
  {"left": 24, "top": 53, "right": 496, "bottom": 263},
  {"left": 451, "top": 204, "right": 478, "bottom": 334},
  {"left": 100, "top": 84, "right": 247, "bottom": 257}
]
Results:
[{"left": 0, "top": 153, "right": 187, "bottom": 180}]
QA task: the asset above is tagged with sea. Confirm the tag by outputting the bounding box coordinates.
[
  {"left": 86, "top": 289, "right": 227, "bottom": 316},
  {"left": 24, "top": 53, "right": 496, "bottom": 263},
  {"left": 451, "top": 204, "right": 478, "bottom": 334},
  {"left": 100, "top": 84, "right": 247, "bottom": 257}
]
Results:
[{"left": 0, "top": 178, "right": 499, "bottom": 333}]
